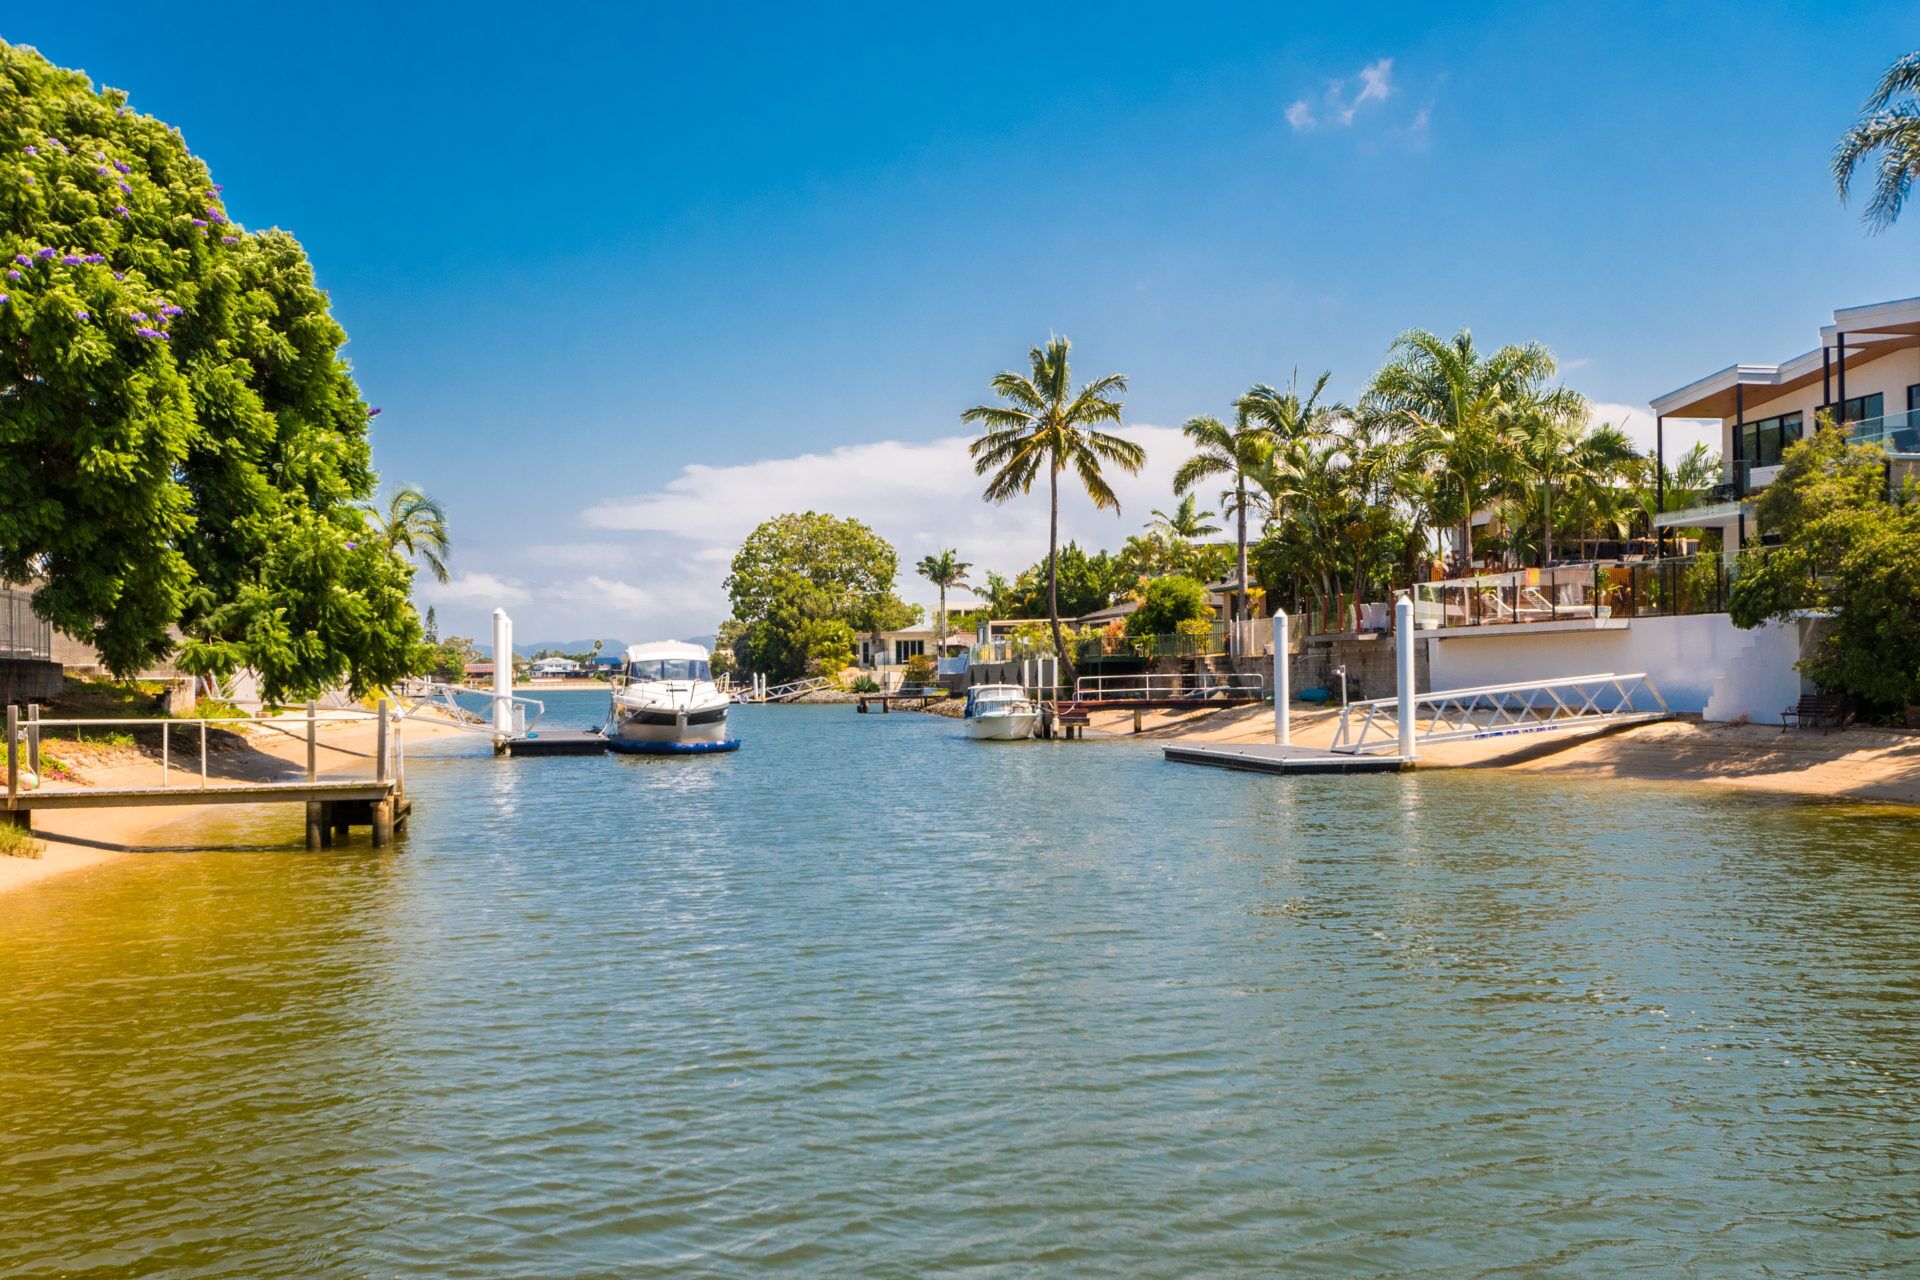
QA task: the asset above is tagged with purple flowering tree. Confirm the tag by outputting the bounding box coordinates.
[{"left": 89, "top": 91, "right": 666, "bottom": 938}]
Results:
[{"left": 0, "top": 39, "right": 423, "bottom": 698}]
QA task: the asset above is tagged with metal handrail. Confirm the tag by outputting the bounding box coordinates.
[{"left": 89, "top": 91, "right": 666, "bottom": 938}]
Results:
[
  {"left": 1072, "top": 672, "right": 1264, "bottom": 701},
  {"left": 1330, "top": 672, "right": 1669, "bottom": 755},
  {"left": 7, "top": 701, "right": 405, "bottom": 801}
]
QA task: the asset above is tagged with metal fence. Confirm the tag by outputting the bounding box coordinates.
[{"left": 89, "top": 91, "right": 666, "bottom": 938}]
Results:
[
  {"left": 1, "top": 588, "right": 53, "bottom": 661},
  {"left": 1411, "top": 556, "right": 1731, "bottom": 631}
]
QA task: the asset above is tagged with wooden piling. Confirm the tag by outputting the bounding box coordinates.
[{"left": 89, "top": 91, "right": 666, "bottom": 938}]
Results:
[
  {"left": 306, "top": 800, "right": 324, "bottom": 850},
  {"left": 6, "top": 705, "right": 17, "bottom": 803},
  {"left": 376, "top": 700, "right": 390, "bottom": 784},
  {"left": 306, "top": 699, "right": 318, "bottom": 782},
  {"left": 371, "top": 798, "right": 393, "bottom": 847}
]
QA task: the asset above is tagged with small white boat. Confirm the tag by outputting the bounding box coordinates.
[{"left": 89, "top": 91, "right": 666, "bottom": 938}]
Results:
[
  {"left": 607, "top": 641, "right": 738, "bottom": 754},
  {"left": 963, "top": 683, "right": 1040, "bottom": 741}
]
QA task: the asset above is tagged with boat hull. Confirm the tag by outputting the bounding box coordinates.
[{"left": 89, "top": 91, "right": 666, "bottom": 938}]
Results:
[
  {"left": 964, "top": 712, "right": 1038, "bottom": 741},
  {"left": 609, "top": 695, "right": 731, "bottom": 746}
]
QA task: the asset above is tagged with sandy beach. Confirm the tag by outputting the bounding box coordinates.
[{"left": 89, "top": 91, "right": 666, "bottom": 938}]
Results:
[
  {"left": 0, "top": 708, "right": 477, "bottom": 897},
  {"left": 1089, "top": 702, "right": 1920, "bottom": 808}
]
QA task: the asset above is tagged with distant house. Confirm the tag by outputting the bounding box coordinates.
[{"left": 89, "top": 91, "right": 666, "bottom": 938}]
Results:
[
  {"left": 588, "top": 654, "right": 623, "bottom": 676},
  {"left": 855, "top": 626, "right": 973, "bottom": 670},
  {"left": 529, "top": 657, "right": 583, "bottom": 680},
  {"left": 464, "top": 661, "right": 494, "bottom": 687}
]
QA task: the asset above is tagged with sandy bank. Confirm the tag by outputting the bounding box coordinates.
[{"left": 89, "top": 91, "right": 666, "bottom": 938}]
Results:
[
  {"left": 1, "top": 709, "right": 478, "bottom": 898},
  {"left": 1093, "top": 702, "right": 1920, "bottom": 808}
]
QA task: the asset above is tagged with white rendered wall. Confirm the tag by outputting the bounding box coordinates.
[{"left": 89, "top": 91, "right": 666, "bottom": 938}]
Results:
[{"left": 1424, "top": 614, "right": 1808, "bottom": 720}]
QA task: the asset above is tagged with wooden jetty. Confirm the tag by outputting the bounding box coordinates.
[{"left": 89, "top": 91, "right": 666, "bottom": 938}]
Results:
[
  {"left": 856, "top": 689, "right": 949, "bottom": 713},
  {"left": 5, "top": 701, "right": 411, "bottom": 848}
]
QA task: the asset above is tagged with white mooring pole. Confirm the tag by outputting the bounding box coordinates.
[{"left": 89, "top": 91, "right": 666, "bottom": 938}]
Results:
[
  {"left": 1395, "top": 594, "right": 1415, "bottom": 760},
  {"left": 1272, "top": 610, "right": 1290, "bottom": 745},
  {"left": 491, "top": 608, "right": 514, "bottom": 738}
]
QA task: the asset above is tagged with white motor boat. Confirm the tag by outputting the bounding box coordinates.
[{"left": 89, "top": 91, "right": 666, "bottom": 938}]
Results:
[
  {"left": 607, "top": 641, "right": 738, "bottom": 754},
  {"left": 963, "top": 683, "right": 1040, "bottom": 741}
]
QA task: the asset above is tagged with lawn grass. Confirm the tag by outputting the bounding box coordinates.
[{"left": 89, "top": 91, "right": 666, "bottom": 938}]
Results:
[{"left": 0, "top": 822, "right": 41, "bottom": 859}]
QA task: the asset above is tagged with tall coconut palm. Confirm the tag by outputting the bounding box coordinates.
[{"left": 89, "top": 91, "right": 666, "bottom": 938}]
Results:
[
  {"left": 366, "top": 485, "right": 451, "bottom": 583},
  {"left": 1172, "top": 407, "right": 1270, "bottom": 627},
  {"left": 1363, "top": 329, "right": 1575, "bottom": 569},
  {"left": 1834, "top": 50, "right": 1920, "bottom": 230},
  {"left": 964, "top": 337, "right": 1141, "bottom": 678},
  {"left": 915, "top": 549, "right": 972, "bottom": 659}
]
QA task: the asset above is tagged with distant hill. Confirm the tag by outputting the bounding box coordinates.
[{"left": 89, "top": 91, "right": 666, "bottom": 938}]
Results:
[
  {"left": 513, "top": 639, "right": 624, "bottom": 658},
  {"left": 682, "top": 634, "right": 717, "bottom": 650}
]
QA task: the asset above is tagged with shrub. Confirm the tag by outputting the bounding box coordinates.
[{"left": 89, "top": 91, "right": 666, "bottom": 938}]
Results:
[
  {"left": 904, "top": 653, "right": 937, "bottom": 685},
  {"left": 1126, "top": 575, "right": 1212, "bottom": 638},
  {"left": 0, "top": 823, "right": 43, "bottom": 859},
  {"left": 849, "top": 674, "right": 881, "bottom": 693}
]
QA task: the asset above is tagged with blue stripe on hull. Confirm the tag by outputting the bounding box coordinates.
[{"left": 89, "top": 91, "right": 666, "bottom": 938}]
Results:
[{"left": 605, "top": 737, "right": 742, "bottom": 755}]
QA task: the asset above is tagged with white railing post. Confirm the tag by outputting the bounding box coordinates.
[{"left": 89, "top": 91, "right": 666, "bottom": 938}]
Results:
[
  {"left": 1273, "top": 611, "right": 1290, "bottom": 745},
  {"left": 491, "top": 608, "right": 514, "bottom": 738},
  {"left": 1396, "top": 595, "right": 1415, "bottom": 759}
]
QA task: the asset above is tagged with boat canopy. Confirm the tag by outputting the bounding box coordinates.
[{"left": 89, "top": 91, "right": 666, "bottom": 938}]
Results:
[
  {"left": 622, "top": 640, "right": 714, "bottom": 683},
  {"left": 965, "top": 684, "right": 1031, "bottom": 713}
]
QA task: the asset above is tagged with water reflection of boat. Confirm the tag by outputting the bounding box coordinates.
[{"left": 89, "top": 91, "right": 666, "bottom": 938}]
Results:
[
  {"left": 963, "top": 683, "right": 1039, "bottom": 741},
  {"left": 607, "top": 641, "right": 740, "bottom": 754}
]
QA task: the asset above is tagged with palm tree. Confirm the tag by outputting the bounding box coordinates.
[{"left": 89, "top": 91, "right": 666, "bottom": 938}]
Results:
[
  {"left": 1834, "top": 50, "right": 1920, "bottom": 230},
  {"left": 1149, "top": 493, "right": 1222, "bottom": 541},
  {"left": 366, "top": 485, "right": 451, "bottom": 583},
  {"left": 964, "top": 337, "right": 1142, "bottom": 677},
  {"left": 1172, "top": 408, "right": 1269, "bottom": 627},
  {"left": 1363, "top": 329, "right": 1577, "bottom": 570},
  {"left": 915, "top": 549, "right": 972, "bottom": 659}
]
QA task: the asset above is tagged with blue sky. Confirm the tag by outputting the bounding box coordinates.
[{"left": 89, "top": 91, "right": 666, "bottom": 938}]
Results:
[{"left": 7, "top": 3, "right": 1915, "bottom": 640}]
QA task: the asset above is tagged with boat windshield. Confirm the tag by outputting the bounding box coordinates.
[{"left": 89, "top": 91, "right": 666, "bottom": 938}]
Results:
[
  {"left": 627, "top": 658, "right": 711, "bottom": 681},
  {"left": 966, "top": 687, "right": 1027, "bottom": 712}
]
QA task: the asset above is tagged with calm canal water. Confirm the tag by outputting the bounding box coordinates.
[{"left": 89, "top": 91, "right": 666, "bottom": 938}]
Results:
[{"left": 3, "top": 691, "right": 1918, "bottom": 1276}]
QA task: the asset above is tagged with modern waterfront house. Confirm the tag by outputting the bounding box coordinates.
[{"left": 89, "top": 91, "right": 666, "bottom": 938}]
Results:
[
  {"left": 1410, "top": 296, "right": 1920, "bottom": 721},
  {"left": 1651, "top": 295, "right": 1920, "bottom": 556}
]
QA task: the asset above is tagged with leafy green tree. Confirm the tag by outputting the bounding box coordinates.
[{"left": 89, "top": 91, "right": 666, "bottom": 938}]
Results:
[
  {"left": 1125, "top": 574, "right": 1211, "bottom": 638},
  {"left": 368, "top": 485, "right": 452, "bottom": 583},
  {"left": 423, "top": 606, "right": 438, "bottom": 644},
  {"left": 965, "top": 336, "right": 1143, "bottom": 678},
  {"left": 1834, "top": 50, "right": 1920, "bottom": 230},
  {"left": 1731, "top": 423, "right": 1920, "bottom": 713},
  {"left": 914, "top": 548, "right": 972, "bottom": 654},
  {"left": 724, "top": 512, "right": 911, "bottom": 681},
  {"left": 0, "top": 41, "right": 421, "bottom": 697},
  {"left": 1005, "top": 542, "right": 1127, "bottom": 621},
  {"left": 726, "top": 511, "right": 899, "bottom": 625}
]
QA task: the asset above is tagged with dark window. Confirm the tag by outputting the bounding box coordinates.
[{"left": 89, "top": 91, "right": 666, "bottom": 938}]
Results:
[
  {"left": 1839, "top": 392, "right": 1884, "bottom": 425},
  {"left": 1907, "top": 383, "right": 1919, "bottom": 413},
  {"left": 1739, "top": 411, "right": 1803, "bottom": 467}
]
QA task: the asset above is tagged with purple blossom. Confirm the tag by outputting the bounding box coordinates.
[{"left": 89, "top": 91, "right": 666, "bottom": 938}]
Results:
[
  {"left": 6, "top": 271, "right": 19, "bottom": 281},
  {"left": 95, "top": 165, "right": 110, "bottom": 176},
  {"left": 211, "top": 184, "right": 223, "bottom": 193},
  {"left": 61, "top": 254, "right": 84, "bottom": 266},
  {"left": 119, "top": 182, "right": 132, "bottom": 195},
  {"left": 135, "top": 327, "right": 165, "bottom": 339},
  {"left": 113, "top": 271, "right": 125, "bottom": 282},
  {"left": 113, "top": 160, "right": 130, "bottom": 174},
  {"left": 191, "top": 218, "right": 207, "bottom": 227},
  {"left": 94, "top": 150, "right": 105, "bottom": 160},
  {"left": 0, "top": 294, "right": 8, "bottom": 305},
  {"left": 344, "top": 541, "right": 359, "bottom": 550},
  {"left": 132, "top": 311, "right": 148, "bottom": 321},
  {"left": 84, "top": 254, "right": 105, "bottom": 264},
  {"left": 221, "top": 235, "right": 239, "bottom": 245},
  {"left": 23, "top": 176, "right": 32, "bottom": 185},
  {"left": 34, "top": 248, "right": 55, "bottom": 260},
  {"left": 23, "top": 145, "right": 36, "bottom": 156},
  {"left": 12, "top": 254, "right": 28, "bottom": 266},
  {"left": 206, "top": 208, "right": 226, "bottom": 224},
  {"left": 160, "top": 305, "right": 183, "bottom": 317},
  {"left": 368, "top": 407, "right": 383, "bottom": 417},
  {"left": 117, "top": 207, "right": 131, "bottom": 219},
  {"left": 117, "top": 107, "right": 129, "bottom": 116},
  {"left": 74, "top": 309, "right": 89, "bottom": 321}
]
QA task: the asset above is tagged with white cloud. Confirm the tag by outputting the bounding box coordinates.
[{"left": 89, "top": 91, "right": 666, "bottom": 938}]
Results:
[
  {"left": 1285, "top": 100, "right": 1316, "bottom": 132},
  {"left": 418, "top": 571, "right": 529, "bottom": 606},
  {"left": 1343, "top": 58, "right": 1394, "bottom": 122},
  {"left": 440, "top": 426, "right": 1195, "bottom": 642},
  {"left": 1587, "top": 401, "right": 1719, "bottom": 460}
]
